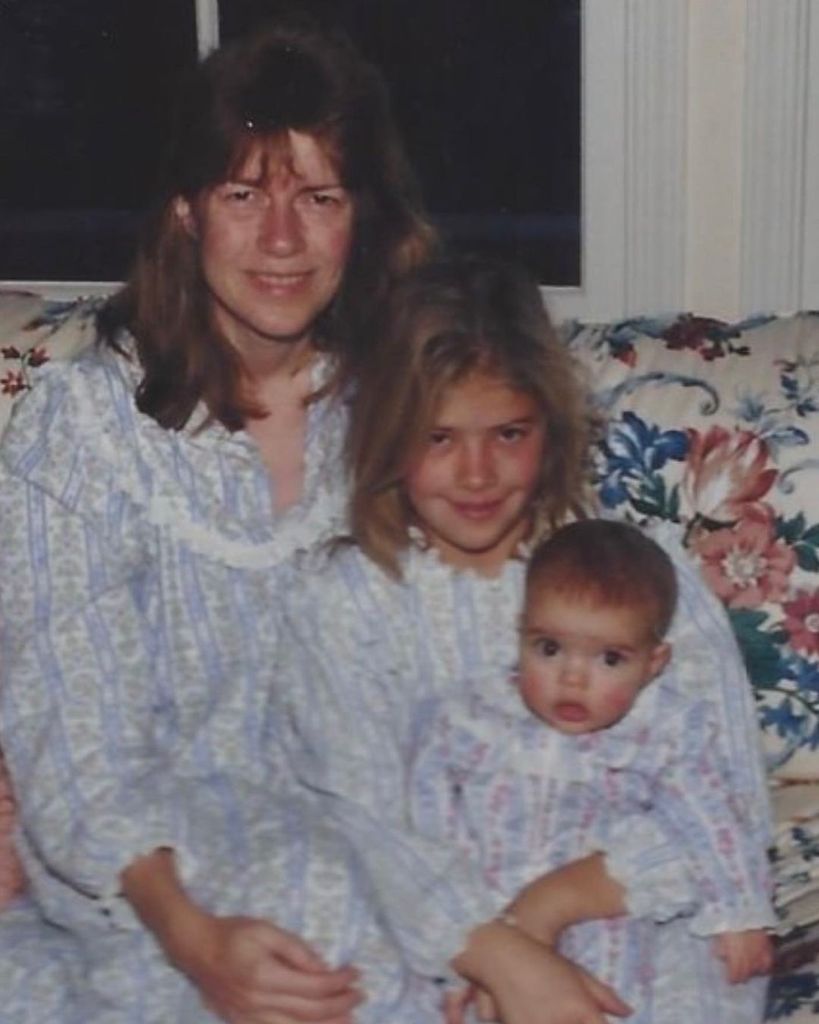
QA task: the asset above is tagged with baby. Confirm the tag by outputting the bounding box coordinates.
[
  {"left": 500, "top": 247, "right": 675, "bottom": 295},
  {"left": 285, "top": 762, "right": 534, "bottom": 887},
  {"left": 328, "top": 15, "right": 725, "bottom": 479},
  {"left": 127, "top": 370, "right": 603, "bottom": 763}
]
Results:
[{"left": 410, "top": 519, "right": 773, "bottom": 1022}]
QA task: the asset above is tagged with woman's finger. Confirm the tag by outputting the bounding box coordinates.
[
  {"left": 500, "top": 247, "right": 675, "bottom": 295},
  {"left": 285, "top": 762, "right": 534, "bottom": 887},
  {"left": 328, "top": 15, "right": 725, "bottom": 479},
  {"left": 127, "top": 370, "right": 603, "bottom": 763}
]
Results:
[{"left": 577, "top": 966, "right": 632, "bottom": 1018}]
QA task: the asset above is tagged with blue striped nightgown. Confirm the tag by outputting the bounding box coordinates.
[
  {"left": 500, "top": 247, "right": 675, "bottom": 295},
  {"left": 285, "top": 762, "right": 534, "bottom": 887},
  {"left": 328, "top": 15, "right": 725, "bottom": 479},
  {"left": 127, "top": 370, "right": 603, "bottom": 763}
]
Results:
[{"left": 0, "top": 340, "right": 413, "bottom": 1023}]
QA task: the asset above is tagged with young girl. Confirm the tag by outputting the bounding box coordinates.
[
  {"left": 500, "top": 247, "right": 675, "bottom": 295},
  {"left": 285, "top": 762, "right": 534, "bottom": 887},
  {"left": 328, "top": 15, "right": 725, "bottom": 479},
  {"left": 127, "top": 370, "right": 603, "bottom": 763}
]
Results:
[
  {"left": 409, "top": 518, "right": 773, "bottom": 1022},
  {"left": 275, "top": 254, "right": 774, "bottom": 1023}
]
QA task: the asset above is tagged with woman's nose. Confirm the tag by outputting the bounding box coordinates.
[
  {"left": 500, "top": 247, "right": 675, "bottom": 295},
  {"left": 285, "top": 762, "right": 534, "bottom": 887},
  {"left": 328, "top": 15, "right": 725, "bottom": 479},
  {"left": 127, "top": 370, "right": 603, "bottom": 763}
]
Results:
[{"left": 258, "top": 197, "right": 302, "bottom": 255}]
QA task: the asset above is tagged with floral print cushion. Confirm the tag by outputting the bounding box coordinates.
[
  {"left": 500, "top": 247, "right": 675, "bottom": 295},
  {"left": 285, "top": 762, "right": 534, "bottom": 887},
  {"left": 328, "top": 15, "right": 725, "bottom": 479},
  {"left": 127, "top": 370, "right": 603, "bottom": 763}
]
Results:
[
  {"left": 0, "top": 291, "right": 100, "bottom": 907},
  {"left": 0, "top": 291, "right": 102, "bottom": 423},
  {"left": 566, "top": 313, "right": 819, "bottom": 784}
]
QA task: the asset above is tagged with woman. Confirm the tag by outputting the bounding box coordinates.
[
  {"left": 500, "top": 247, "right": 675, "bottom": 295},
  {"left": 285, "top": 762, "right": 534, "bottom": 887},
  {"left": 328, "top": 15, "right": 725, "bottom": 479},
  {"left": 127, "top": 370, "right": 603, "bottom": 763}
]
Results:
[{"left": 0, "top": 18, "right": 433, "bottom": 1024}]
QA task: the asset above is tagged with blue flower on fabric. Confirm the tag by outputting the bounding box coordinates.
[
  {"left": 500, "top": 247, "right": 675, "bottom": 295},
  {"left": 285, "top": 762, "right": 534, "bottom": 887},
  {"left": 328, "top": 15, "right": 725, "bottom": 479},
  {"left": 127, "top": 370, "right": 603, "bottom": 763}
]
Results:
[{"left": 597, "top": 411, "right": 688, "bottom": 508}]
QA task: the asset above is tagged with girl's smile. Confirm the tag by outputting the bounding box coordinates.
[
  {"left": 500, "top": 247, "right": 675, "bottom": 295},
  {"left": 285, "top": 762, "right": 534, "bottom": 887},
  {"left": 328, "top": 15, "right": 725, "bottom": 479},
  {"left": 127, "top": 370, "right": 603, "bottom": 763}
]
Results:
[{"left": 404, "top": 370, "right": 546, "bottom": 575}]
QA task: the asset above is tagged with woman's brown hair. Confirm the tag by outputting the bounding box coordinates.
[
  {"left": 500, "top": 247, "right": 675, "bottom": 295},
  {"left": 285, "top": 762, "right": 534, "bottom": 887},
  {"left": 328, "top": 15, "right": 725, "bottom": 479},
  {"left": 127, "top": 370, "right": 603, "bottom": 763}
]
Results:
[
  {"left": 99, "top": 16, "right": 436, "bottom": 431},
  {"left": 348, "top": 253, "right": 595, "bottom": 577}
]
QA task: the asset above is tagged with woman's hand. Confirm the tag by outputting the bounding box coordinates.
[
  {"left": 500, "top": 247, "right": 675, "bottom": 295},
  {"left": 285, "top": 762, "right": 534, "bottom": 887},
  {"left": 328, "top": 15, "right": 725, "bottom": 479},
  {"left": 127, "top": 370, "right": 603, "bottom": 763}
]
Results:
[
  {"left": 121, "top": 848, "right": 362, "bottom": 1024},
  {"left": 167, "top": 910, "right": 363, "bottom": 1024},
  {"left": 453, "top": 920, "right": 631, "bottom": 1024}
]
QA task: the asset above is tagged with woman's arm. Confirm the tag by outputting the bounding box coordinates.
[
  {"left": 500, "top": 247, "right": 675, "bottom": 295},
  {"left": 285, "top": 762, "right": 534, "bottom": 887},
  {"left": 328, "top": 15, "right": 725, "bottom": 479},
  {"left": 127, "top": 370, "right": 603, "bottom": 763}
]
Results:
[
  {"left": 0, "top": 368, "right": 358, "bottom": 1022},
  {"left": 452, "top": 919, "right": 631, "bottom": 1024}
]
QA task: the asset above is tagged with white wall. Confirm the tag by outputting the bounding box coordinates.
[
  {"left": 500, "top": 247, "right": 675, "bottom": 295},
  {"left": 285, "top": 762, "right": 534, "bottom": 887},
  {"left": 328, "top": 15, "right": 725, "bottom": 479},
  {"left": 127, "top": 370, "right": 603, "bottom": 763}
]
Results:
[
  {"left": 685, "top": 0, "right": 745, "bottom": 318},
  {"left": 547, "top": 0, "right": 819, "bottom": 324}
]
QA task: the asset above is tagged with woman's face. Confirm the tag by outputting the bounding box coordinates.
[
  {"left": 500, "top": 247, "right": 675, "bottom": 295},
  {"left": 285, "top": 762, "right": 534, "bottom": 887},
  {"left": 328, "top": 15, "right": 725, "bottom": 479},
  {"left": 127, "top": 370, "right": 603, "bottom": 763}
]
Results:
[
  {"left": 175, "top": 130, "right": 354, "bottom": 372},
  {"left": 404, "top": 370, "right": 546, "bottom": 576}
]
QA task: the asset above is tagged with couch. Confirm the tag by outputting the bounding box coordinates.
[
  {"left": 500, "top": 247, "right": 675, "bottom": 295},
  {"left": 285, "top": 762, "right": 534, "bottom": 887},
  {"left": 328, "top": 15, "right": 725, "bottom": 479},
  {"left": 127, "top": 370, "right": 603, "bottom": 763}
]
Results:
[{"left": 0, "top": 291, "right": 818, "bottom": 1020}]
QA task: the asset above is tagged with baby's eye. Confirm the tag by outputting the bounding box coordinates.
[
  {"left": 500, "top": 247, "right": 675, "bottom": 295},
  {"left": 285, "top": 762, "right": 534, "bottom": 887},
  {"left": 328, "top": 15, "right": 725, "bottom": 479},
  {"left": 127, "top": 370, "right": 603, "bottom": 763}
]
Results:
[
  {"left": 602, "top": 650, "right": 624, "bottom": 667},
  {"left": 536, "top": 638, "right": 559, "bottom": 657}
]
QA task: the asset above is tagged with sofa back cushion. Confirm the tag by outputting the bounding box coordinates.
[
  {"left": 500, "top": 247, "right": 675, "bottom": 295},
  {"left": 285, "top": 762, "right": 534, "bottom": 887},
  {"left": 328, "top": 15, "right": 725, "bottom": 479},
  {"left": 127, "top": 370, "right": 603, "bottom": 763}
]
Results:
[{"left": 567, "top": 313, "right": 819, "bottom": 782}]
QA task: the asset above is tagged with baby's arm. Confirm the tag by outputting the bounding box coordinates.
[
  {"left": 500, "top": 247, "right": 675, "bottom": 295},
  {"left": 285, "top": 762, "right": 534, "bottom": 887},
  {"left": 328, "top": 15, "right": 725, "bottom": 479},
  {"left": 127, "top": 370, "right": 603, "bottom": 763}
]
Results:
[{"left": 712, "top": 930, "right": 773, "bottom": 984}]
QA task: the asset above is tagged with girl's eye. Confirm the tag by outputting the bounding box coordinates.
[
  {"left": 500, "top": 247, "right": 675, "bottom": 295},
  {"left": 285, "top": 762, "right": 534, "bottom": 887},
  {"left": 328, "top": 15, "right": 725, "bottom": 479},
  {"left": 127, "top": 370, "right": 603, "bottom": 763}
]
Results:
[
  {"left": 428, "top": 430, "right": 450, "bottom": 447},
  {"left": 603, "top": 650, "right": 624, "bottom": 667},
  {"left": 498, "top": 424, "right": 528, "bottom": 443}
]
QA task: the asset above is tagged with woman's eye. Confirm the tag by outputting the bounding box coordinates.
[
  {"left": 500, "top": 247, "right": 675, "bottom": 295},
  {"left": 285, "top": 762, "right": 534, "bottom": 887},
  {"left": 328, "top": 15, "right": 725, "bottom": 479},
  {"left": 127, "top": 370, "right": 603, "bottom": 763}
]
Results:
[
  {"left": 301, "top": 189, "right": 348, "bottom": 212},
  {"left": 603, "top": 650, "right": 624, "bottom": 667},
  {"left": 428, "top": 430, "right": 450, "bottom": 447},
  {"left": 225, "top": 186, "right": 255, "bottom": 202}
]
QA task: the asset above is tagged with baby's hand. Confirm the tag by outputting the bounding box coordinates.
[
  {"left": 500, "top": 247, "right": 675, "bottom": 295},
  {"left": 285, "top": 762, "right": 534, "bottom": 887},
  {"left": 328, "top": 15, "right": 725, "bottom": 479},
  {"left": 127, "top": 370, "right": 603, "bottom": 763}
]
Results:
[{"left": 712, "top": 929, "right": 773, "bottom": 983}]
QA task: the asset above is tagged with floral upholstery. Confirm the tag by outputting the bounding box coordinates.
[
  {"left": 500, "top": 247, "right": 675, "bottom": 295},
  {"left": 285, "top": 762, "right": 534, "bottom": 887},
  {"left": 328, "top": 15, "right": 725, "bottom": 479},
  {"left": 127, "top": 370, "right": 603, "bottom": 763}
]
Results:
[
  {"left": 0, "top": 292, "right": 101, "bottom": 909},
  {"left": 2, "top": 294, "right": 819, "bottom": 1016},
  {"left": 566, "top": 313, "right": 819, "bottom": 1021}
]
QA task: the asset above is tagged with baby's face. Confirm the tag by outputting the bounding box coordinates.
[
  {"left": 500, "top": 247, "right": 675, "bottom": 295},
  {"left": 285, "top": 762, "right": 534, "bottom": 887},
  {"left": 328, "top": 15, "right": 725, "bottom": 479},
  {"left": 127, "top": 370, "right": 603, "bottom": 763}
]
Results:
[{"left": 518, "top": 594, "right": 670, "bottom": 733}]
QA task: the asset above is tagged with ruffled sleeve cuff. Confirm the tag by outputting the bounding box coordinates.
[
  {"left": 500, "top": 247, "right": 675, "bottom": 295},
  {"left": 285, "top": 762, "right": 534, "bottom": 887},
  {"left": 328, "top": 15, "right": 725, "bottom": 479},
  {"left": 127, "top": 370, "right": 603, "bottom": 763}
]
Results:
[{"left": 602, "top": 824, "right": 699, "bottom": 923}]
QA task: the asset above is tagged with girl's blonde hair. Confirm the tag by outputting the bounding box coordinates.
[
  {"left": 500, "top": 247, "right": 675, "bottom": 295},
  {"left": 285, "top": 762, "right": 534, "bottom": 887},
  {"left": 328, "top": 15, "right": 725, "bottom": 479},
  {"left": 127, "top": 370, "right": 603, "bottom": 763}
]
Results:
[{"left": 348, "top": 253, "right": 595, "bottom": 577}]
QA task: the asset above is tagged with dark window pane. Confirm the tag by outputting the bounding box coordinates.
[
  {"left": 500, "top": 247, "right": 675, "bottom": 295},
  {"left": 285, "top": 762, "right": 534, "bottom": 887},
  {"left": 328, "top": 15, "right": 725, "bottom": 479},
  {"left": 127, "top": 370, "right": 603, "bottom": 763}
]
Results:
[
  {"left": 221, "top": 0, "right": 581, "bottom": 285},
  {"left": 0, "top": 0, "right": 198, "bottom": 280}
]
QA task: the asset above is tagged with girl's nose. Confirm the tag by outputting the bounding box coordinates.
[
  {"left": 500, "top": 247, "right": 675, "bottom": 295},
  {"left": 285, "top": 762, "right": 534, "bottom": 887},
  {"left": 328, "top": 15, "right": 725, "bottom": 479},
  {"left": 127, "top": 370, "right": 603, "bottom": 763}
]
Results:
[{"left": 458, "top": 439, "right": 495, "bottom": 488}]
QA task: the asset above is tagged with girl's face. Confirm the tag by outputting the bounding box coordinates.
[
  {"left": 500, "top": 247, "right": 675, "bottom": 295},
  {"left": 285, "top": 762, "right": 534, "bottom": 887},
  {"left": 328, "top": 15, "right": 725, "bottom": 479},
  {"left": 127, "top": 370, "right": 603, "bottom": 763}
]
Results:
[{"left": 404, "top": 370, "right": 546, "bottom": 575}]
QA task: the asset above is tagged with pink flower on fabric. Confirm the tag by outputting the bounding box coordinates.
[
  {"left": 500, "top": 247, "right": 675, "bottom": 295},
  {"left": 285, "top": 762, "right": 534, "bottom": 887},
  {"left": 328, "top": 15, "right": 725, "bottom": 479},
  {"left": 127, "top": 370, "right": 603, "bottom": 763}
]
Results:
[
  {"left": 783, "top": 591, "right": 819, "bottom": 657},
  {"left": 683, "top": 427, "right": 777, "bottom": 523},
  {"left": 0, "top": 371, "right": 27, "bottom": 396},
  {"left": 26, "top": 347, "right": 49, "bottom": 368},
  {"left": 693, "top": 507, "right": 795, "bottom": 608}
]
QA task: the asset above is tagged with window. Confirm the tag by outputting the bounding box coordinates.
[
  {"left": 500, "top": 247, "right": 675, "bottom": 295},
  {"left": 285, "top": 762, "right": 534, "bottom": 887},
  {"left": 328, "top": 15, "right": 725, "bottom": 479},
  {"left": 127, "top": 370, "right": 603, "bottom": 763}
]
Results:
[
  {"left": 221, "top": 1, "right": 581, "bottom": 285},
  {"left": 0, "top": 0, "right": 581, "bottom": 289},
  {"left": 0, "top": 0, "right": 198, "bottom": 283}
]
